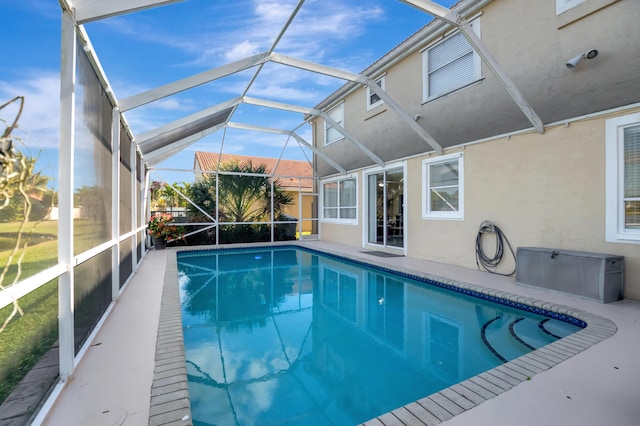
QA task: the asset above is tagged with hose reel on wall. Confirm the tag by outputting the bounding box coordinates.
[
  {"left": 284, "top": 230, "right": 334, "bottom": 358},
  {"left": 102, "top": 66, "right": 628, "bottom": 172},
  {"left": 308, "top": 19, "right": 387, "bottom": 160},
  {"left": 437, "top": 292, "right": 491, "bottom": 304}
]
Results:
[{"left": 475, "top": 220, "right": 516, "bottom": 276}]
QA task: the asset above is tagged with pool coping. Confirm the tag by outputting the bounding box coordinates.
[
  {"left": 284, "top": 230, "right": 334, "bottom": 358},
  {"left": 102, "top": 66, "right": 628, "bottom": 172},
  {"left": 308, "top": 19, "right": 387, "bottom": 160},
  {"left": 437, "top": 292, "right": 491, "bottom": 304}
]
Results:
[{"left": 150, "top": 242, "right": 617, "bottom": 426}]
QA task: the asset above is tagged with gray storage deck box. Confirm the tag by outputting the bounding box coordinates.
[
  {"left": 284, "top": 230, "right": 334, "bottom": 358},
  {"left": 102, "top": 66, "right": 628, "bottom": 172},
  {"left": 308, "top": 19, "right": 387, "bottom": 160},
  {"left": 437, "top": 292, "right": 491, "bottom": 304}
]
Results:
[{"left": 516, "top": 247, "right": 624, "bottom": 303}]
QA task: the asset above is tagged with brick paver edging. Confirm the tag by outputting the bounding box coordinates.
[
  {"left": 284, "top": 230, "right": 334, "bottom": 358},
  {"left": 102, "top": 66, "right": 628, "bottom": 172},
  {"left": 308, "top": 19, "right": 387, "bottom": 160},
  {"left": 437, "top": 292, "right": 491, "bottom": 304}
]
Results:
[{"left": 149, "top": 251, "right": 193, "bottom": 426}]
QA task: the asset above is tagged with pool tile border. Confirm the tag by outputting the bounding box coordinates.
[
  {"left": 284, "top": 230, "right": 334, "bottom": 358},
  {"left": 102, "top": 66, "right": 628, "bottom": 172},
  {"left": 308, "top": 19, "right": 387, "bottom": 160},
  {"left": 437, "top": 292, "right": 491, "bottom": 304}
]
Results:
[
  {"left": 149, "top": 251, "right": 193, "bottom": 426},
  {"left": 154, "top": 242, "right": 617, "bottom": 426}
]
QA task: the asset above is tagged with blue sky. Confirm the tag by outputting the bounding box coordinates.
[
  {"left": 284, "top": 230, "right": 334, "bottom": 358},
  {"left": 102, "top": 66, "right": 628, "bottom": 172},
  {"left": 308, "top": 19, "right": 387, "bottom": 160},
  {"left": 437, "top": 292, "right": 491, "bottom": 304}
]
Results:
[{"left": 0, "top": 0, "right": 457, "bottom": 185}]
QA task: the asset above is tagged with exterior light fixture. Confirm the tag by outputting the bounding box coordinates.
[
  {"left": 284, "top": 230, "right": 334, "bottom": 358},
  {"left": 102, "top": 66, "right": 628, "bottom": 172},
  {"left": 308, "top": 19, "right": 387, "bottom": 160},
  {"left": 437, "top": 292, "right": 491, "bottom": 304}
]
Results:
[{"left": 566, "top": 49, "right": 599, "bottom": 70}]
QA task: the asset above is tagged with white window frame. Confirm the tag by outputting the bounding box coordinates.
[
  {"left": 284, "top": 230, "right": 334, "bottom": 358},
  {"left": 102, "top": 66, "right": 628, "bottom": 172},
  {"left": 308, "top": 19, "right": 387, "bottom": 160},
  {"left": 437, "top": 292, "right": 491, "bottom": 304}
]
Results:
[
  {"left": 366, "top": 75, "right": 385, "bottom": 111},
  {"left": 320, "top": 175, "right": 358, "bottom": 224},
  {"left": 319, "top": 262, "right": 359, "bottom": 323},
  {"left": 422, "top": 18, "right": 481, "bottom": 103},
  {"left": 605, "top": 112, "right": 640, "bottom": 244},
  {"left": 556, "top": 0, "right": 586, "bottom": 15},
  {"left": 422, "top": 152, "right": 464, "bottom": 220},
  {"left": 422, "top": 312, "right": 463, "bottom": 382},
  {"left": 324, "top": 102, "right": 345, "bottom": 146}
]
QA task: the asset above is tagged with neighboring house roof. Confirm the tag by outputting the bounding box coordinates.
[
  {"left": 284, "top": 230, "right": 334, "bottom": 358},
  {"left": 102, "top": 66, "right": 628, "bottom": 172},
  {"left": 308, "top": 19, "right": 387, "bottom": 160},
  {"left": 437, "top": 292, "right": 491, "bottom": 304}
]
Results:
[{"left": 194, "top": 151, "right": 314, "bottom": 190}]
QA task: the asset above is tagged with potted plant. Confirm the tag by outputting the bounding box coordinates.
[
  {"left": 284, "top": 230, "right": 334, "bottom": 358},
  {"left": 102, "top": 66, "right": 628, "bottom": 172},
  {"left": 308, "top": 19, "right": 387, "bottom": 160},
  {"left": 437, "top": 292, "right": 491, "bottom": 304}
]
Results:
[{"left": 148, "top": 213, "right": 184, "bottom": 249}]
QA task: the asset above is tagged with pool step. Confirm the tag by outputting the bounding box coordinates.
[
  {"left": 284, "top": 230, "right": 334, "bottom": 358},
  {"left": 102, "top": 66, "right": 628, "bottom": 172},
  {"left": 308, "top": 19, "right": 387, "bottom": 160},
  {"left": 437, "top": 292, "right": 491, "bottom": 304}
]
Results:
[{"left": 481, "top": 316, "right": 568, "bottom": 363}]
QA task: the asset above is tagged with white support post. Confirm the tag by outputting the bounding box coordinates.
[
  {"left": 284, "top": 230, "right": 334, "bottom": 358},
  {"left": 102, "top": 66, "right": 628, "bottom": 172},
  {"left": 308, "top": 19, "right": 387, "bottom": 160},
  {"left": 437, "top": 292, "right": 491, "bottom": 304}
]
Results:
[
  {"left": 131, "top": 140, "right": 138, "bottom": 269},
  {"left": 298, "top": 178, "right": 302, "bottom": 240},
  {"left": 215, "top": 172, "right": 220, "bottom": 246},
  {"left": 111, "top": 107, "right": 120, "bottom": 300},
  {"left": 58, "top": 11, "right": 77, "bottom": 381},
  {"left": 270, "top": 178, "right": 275, "bottom": 243},
  {"left": 143, "top": 168, "right": 152, "bottom": 253}
]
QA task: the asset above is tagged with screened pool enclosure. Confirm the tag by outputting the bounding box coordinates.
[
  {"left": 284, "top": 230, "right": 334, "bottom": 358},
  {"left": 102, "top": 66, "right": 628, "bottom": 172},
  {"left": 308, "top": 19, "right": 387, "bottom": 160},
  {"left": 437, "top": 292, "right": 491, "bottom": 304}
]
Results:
[{"left": 0, "top": 0, "right": 550, "bottom": 423}]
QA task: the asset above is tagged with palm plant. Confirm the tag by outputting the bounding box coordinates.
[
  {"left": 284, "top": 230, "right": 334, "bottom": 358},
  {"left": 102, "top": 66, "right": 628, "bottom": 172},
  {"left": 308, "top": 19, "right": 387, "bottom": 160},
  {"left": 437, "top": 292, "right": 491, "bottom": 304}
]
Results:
[
  {"left": 218, "top": 160, "right": 293, "bottom": 223},
  {"left": 218, "top": 160, "right": 269, "bottom": 223}
]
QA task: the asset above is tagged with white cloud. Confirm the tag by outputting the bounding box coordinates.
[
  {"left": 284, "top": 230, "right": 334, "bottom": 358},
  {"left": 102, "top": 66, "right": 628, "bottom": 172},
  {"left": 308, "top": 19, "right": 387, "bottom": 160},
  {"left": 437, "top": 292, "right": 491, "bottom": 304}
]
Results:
[
  {"left": 0, "top": 71, "right": 60, "bottom": 150},
  {"left": 153, "top": 97, "right": 196, "bottom": 111},
  {"left": 85, "top": 0, "right": 393, "bottom": 122},
  {"left": 224, "top": 40, "right": 261, "bottom": 62}
]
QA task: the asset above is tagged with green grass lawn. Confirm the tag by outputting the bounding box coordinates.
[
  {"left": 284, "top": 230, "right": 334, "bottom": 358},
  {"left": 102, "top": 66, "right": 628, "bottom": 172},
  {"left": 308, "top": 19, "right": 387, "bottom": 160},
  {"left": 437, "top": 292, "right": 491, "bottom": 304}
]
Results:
[
  {"left": 0, "top": 221, "right": 59, "bottom": 404},
  {"left": 0, "top": 220, "right": 113, "bottom": 288},
  {"left": 0, "top": 219, "right": 133, "bottom": 404},
  {"left": 0, "top": 279, "right": 58, "bottom": 404},
  {"left": 0, "top": 220, "right": 58, "bottom": 287}
]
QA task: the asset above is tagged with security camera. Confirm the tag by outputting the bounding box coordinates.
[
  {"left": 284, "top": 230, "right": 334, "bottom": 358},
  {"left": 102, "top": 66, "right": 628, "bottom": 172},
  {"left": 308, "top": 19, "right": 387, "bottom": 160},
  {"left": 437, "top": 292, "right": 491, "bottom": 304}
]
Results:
[
  {"left": 566, "top": 55, "right": 583, "bottom": 69},
  {"left": 566, "top": 49, "right": 599, "bottom": 70},
  {"left": 585, "top": 49, "right": 598, "bottom": 59}
]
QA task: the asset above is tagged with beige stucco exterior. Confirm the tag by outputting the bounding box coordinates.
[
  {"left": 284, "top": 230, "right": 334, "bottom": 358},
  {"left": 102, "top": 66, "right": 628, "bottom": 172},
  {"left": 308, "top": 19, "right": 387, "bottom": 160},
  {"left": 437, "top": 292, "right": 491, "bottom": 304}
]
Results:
[
  {"left": 313, "top": 0, "right": 638, "bottom": 174},
  {"left": 321, "top": 110, "right": 640, "bottom": 300},
  {"left": 312, "top": 0, "right": 639, "bottom": 300},
  {"left": 407, "top": 111, "right": 639, "bottom": 300}
]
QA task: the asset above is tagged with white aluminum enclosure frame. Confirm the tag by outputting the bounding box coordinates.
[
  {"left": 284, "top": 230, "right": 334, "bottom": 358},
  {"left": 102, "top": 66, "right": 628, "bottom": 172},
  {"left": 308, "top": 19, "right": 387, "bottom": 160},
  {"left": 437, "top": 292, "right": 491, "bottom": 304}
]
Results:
[
  {"left": 56, "top": 8, "right": 148, "bottom": 384},
  {"left": 1, "top": 0, "right": 552, "bottom": 419},
  {"left": 62, "top": 0, "right": 543, "bottom": 173}
]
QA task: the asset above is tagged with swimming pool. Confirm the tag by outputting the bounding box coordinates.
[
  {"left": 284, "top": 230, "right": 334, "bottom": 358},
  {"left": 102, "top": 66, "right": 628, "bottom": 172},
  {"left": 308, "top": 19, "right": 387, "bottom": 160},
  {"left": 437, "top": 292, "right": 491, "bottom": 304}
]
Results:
[{"left": 177, "top": 246, "right": 584, "bottom": 425}]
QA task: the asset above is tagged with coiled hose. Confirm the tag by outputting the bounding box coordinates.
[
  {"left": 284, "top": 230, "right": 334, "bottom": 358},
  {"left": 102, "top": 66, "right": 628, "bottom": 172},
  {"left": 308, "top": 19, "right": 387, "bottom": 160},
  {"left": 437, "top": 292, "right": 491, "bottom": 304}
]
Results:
[{"left": 475, "top": 221, "right": 516, "bottom": 276}]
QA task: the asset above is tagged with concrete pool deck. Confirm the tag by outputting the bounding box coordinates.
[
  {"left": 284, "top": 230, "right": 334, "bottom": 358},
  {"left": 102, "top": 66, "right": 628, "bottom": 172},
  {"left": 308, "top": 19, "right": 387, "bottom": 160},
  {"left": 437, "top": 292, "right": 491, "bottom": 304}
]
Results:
[{"left": 42, "top": 241, "right": 640, "bottom": 426}]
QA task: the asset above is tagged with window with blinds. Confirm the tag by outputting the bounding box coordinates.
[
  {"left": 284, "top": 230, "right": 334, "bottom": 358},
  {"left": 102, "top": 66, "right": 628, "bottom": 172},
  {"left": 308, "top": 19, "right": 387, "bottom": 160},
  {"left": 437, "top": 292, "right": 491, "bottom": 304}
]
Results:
[
  {"left": 606, "top": 113, "right": 640, "bottom": 243},
  {"left": 624, "top": 125, "right": 640, "bottom": 230},
  {"left": 324, "top": 103, "right": 344, "bottom": 145},
  {"left": 422, "top": 19, "right": 481, "bottom": 102}
]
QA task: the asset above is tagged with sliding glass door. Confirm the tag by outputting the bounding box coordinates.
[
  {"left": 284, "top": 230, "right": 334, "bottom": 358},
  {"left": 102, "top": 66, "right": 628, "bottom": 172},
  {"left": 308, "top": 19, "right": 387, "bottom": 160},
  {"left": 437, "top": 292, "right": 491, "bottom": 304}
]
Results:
[{"left": 367, "top": 167, "right": 404, "bottom": 248}]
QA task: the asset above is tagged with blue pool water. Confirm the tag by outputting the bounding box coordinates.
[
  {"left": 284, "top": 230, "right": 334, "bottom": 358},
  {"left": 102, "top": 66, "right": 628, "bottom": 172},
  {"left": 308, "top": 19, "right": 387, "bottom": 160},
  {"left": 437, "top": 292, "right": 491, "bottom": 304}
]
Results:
[{"left": 178, "top": 247, "right": 582, "bottom": 425}]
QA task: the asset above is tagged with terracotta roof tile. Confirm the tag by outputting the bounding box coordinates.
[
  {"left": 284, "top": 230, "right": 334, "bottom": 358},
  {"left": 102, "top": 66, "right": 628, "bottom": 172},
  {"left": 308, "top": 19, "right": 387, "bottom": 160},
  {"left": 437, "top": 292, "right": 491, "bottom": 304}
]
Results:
[{"left": 194, "top": 151, "right": 314, "bottom": 190}]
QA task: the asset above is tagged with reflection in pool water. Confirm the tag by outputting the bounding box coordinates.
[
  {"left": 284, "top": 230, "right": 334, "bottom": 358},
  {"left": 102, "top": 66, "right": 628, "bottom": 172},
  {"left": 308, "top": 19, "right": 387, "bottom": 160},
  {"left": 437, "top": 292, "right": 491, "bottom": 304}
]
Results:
[{"left": 178, "top": 247, "right": 581, "bottom": 425}]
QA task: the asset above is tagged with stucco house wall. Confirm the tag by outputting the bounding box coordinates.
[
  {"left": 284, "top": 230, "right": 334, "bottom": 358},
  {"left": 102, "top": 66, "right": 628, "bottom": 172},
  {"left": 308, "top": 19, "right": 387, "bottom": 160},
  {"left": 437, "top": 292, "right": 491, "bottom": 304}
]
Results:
[
  {"left": 313, "top": 0, "right": 638, "bottom": 174},
  {"left": 405, "top": 109, "right": 640, "bottom": 300},
  {"left": 311, "top": 0, "right": 640, "bottom": 300}
]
